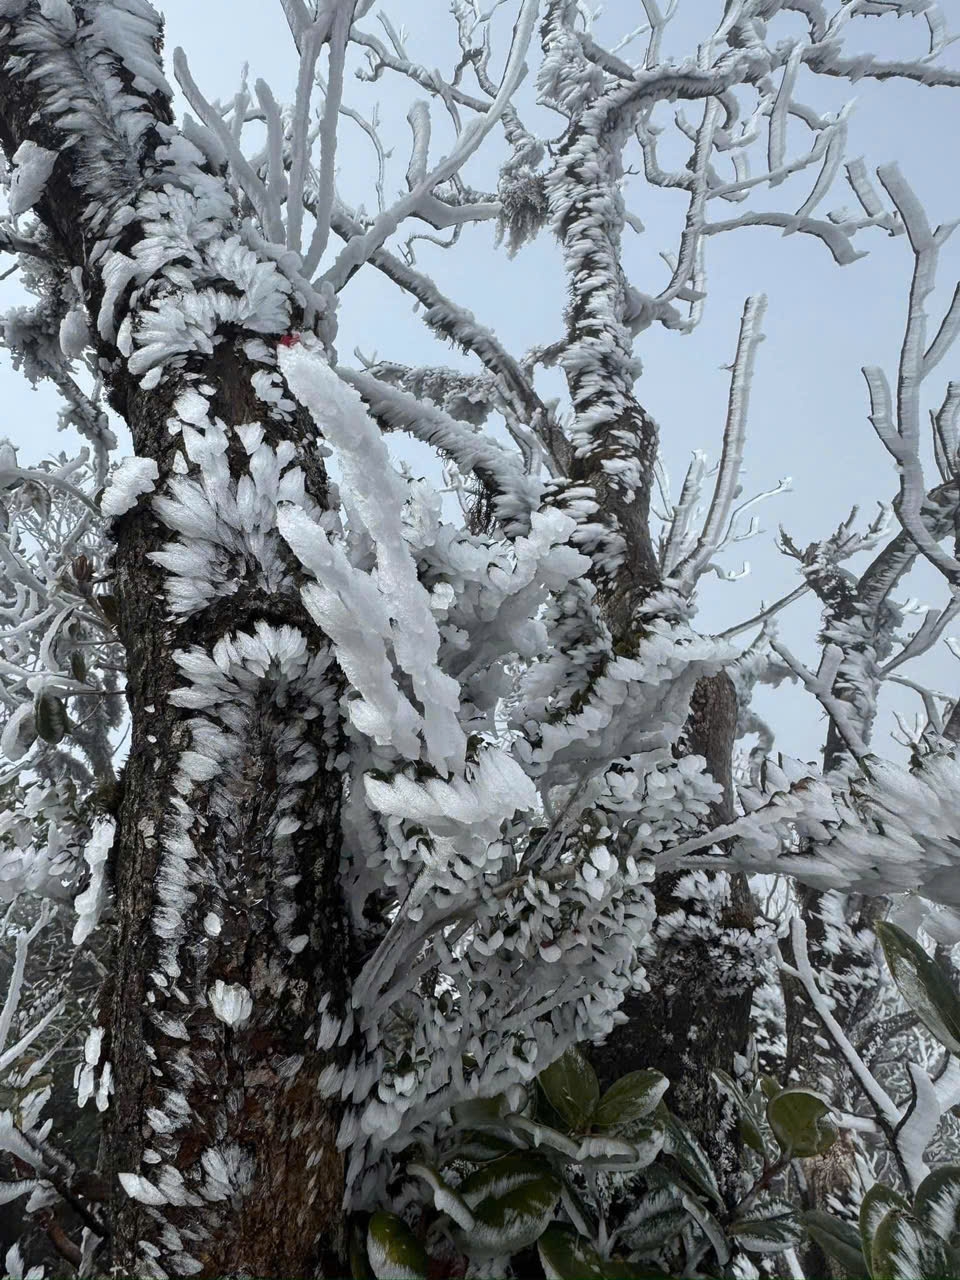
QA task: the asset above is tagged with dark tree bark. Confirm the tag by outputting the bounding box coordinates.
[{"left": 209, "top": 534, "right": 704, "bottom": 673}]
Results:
[
  {"left": 591, "top": 672, "right": 757, "bottom": 1198},
  {"left": 0, "top": 16, "right": 351, "bottom": 1277}
]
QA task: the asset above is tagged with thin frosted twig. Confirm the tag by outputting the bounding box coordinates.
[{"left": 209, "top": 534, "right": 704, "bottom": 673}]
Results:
[
  {"left": 780, "top": 917, "right": 901, "bottom": 1127},
  {"left": 770, "top": 638, "right": 869, "bottom": 759}
]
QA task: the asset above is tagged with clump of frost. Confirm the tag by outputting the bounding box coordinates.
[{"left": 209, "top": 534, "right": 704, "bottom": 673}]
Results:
[
  {"left": 7, "top": 141, "right": 57, "bottom": 217},
  {"left": 207, "top": 981, "right": 253, "bottom": 1028},
  {"left": 100, "top": 456, "right": 159, "bottom": 518},
  {"left": 72, "top": 819, "right": 114, "bottom": 945}
]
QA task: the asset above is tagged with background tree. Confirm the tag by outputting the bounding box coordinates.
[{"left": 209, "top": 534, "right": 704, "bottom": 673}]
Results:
[{"left": 0, "top": 1, "right": 958, "bottom": 1277}]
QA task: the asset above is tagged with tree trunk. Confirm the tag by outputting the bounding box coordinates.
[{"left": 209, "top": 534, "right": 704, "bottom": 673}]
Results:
[
  {"left": 102, "top": 349, "right": 351, "bottom": 1277},
  {"left": 591, "top": 672, "right": 757, "bottom": 1198},
  {"left": 0, "top": 15, "right": 351, "bottom": 1276}
]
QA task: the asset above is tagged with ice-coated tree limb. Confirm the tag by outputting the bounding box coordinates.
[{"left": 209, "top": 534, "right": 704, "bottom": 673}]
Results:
[
  {"left": 302, "top": 0, "right": 354, "bottom": 276},
  {"left": 671, "top": 294, "right": 767, "bottom": 592},
  {"left": 860, "top": 164, "right": 960, "bottom": 583},
  {"left": 323, "top": 0, "right": 539, "bottom": 291}
]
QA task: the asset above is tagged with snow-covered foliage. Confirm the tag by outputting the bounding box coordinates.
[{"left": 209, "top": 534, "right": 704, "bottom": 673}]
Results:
[{"left": 0, "top": 0, "right": 958, "bottom": 1276}]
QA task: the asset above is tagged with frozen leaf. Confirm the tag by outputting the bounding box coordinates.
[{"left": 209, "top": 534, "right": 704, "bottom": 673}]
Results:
[
  {"left": 576, "top": 1123, "right": 663, "bottom": 1169},
  {"left": 593, "top": 1069, "right": 669, "bottom": 1134},
  {"left": 506, "top": 1114, "right": 580, "bottom": 1158},
  {"left": 538, "top": 1047, "right": 599, "bottom": 1131},
  {"left": 877, "top": 921, "right": 960, "bottom": 1055},
  {"left": 366, "top": 1211, "right": 428, "bottom": 1280},
  {"left": 712, "top": 1068, "right": 769, "bottom": 1157},
  {"left": 871, "top": 1209, "right": 956, "bottom": 1280},
  {"left": 453, "top": 1152, "right": 560, "bottom": 1257},
  {"left": 657, "top": 1105, "right": 723, "bottom": 1208},
  {"left": 681, "top": 1191, "right": 730, "bottom": 1265},
  {"left": 861, "top": 1185, "right": 911, "bottom": 1264},
  {"left": 915, "top": 1165, "right": 960, "bottom": 1246},
  {"left": 729, "top": 1197, "right": 803, "bottom": 1254},
  {"left": 406, "top": 1163, "right": 474, "bottom": 1231},
  {"left": 766, "top": 1088, "right": 837, "bottom": 1158}
]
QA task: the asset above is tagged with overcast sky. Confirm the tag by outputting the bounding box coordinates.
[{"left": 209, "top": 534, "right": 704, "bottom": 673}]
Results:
[{"left": 3, "top": 1, "right": 960, "bottom": 763}]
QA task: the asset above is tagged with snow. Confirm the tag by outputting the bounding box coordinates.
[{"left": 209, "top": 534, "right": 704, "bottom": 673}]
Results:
[
  {"left": 100, "top": 456, "right": 159, "bottom": 518},
  {"left": 72, "top": 819, "right": 115, "bottom": 945},
  {"left": 207, "top": 980, "right": 253, "bottom": 1028},
  {"left": 7, "top": 141, "right": 57, "bottom": 217}
]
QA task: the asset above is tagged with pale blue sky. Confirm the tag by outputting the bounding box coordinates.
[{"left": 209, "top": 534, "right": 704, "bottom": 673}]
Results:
[{"left": 3, "top": 1, "right": 959, "bottom": 762}]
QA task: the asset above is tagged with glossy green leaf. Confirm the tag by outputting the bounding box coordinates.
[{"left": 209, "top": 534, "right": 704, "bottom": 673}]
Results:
[
  {"left": 802, "top": 1210, "right": 870, "bottom": 1278},
  {"left": 877, "top": 921, "right": 960, "bottom": 1055},
  {"left": 537, "top": 1227, "right": 665, "bottom": 1280},
  {"left": 766, "top": 1088, "right": 837, "bottom": 1158},
  {"left": 593, "top": 1069, "right": 669, "bottom": 1134},
  {"left": 450, "top": 1094, "right": 510, "bottom": 1128},
  {"left": 537, "top": 1225, "right": 608, "bottom": 1280},
  {"left": 730, "top": 1197, "right": 803, "bottom": 1254},
  {"left": 861, "top": 1183, "right": 911, "bottom": 1265},
  {"left": 759, "top": 1074, "right": 781, "bottom": 1100},
  {"left": 366, "top": 1211, "right": 428, "bottom": 1280},
  {"left": 349, "top": 1216, "right": 374, "bottom": 1280},
  {"left": 35, "top": 692, "right": 68, "bottom": 745},
  {"left": 538, "top": 1047, "right": 599, "bottom": 1132},
  {"left": 454, "top": 1152, "right": 561, "bottom": 1258},
  {"left": 871, "top": 1209, "right": 954, "bottom": 1280},
  {"left": 915, "top": 1164, "right": 960, "bottom": 1245},
  {"left": 657, "top": 1104, "right": 724, "bottom": 1208}
]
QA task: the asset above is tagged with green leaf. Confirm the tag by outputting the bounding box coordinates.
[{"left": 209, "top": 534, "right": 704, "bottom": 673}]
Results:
[
  {"left": 366, "top": 1212, "right": 428, "bottom": 1280},
  {"left": 593, "top": 1069, "right": 669, "bottom": 1134},
  {"left": 537, "top": 1228, "right": 667, "bottom": 1280},
  {"left": 406, "top": 1163, "right": 474, "bottom": 1232},
  {"left": 861, "top": 1185, "right": 910, "bottom": 1265},
  {"left": 766, "top": 1088, "right": 837, "bottom": 1158},
  {"left": 349, "top": 1215, "right": 374, "bottom": 1280},
  {"left": 712, "top": 1068, "right": 769, "bottom": 1158},
  {"left": 877, "top": 921, "right": 960, "bottom": 1055},
  {"left": 871, "top": 1209, "right": 954, "bottom": 1280},
  {"left": 450, "top": 1094, "right": 510, "bottom": 1128},
  {"left": 730, "top": 1197, "right": 803, "bottom": 1254},
  {"left": 759, "top": 1074, "right": 781, "bottom": 1100},
  {"left": 802, "top": 1210, "right": 870, "bottom": 1278},
  {"left": 537, "top": 1225, "right": 608, "bottom": 1280},
  {"left": 453, "top": 1152, "right": 561, "bottom": 1258},
  {"left": 538, "top": 1047, "right": 599, "bottom": 1132},
  {"left": 657, "top": 1104, "right": 724, "bottom": 1208},
  {"left": 537, "top": 1227, "right": 666, "bottom": 1280},
  {"left": 915, "top": 1164, "right": 960, "bottom": 1245},
  {"left": 35, "top": 692, "right": 68, "bottom": 745}
]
